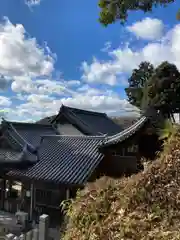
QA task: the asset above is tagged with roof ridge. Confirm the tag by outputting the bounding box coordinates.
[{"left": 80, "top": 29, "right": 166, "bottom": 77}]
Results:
[
  {"left": 6, "top": 121, "right": 54, "bottom": 127},
  {"left": 63, "top": 105, "right": 107, "bottom": 117},
  {"left": 64, "top": 106, "right": 103, "bottom": 135},
  {"left": 41, "top": 134, "right": 106, "bottom": 139}
]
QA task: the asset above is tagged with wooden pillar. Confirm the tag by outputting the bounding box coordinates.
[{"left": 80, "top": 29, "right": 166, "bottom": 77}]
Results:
[
  {"left": 8, "top": 180, "right": 13, "bottom": 212},
  {"left": 0, "top": 179, "right": 6, "bottom": 210},
  {"left": 66, "top": 189, "right": 70, "bottom": 200},
  {"left": 8, "top": 180, "right": 12, "bottom": 192},
  {"left": 30, "top": 183, "right": 35, "bottom": 221}
]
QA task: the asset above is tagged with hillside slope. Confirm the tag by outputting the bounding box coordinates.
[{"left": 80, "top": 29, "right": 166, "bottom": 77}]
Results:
[{"left": 62, "top": 128, "right": 180, "bottom": 240}]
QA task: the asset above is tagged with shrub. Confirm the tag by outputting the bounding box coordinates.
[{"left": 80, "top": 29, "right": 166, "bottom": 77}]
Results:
[{"left": 63, "top": 127, "right": 180, "bottom": 240}]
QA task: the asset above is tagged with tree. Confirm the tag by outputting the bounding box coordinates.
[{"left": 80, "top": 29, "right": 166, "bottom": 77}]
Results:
[
  {"left": 125, "top": 61, "right": 154, "bottom": 109},
  {"left": 145, "top": 61, "right": 180, "bottom": 118},
  {"left": 98, "top": 0, "right": 175, "bottom": 26}
]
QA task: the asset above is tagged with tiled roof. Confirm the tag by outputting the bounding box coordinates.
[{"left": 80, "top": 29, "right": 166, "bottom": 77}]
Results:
[
  {"left": 7, "top": 135, "right": 105, "bottom": 185},
  {"left": 100, "top": 116, "right": 147, "bottom": 147},
  {"left": 0, "top": 146, "right": 36, "bottom": 168},
  {"left": 2, "top": 120, "right": 58, "bottom": 148},
  {"left": 53, "top": 105, "right": 123, "bottom": 136},
  {"left": 36, "top": 115, "right": 56, "bottom": 125},
  {"left": 0, "top": 120, "right": 58, "bottom": 168}
]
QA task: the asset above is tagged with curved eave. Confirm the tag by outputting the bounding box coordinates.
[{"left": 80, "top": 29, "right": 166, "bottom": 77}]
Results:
[
  {"left": 2, "top": 119, "right": 38, "bottom": 153},
  {"left": 1, "top": 119, "right": 39, "bottom": 167},
  {"left": 99, "top": 116, "right": 147, "bottom": 148},
  {"left": 0, "top": 144, "right": 38, "bottom": 168}
]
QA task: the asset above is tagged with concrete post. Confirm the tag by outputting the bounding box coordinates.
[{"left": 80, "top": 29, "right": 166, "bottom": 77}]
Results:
[
  {"left": 32, "top": 228, "right": 39, "bottom": 240},
  {"left": 19, "top": 234, "right": 25, "bottom": 240},
  {"left": 6, "top": 233, "right": 15, "bottom": 240},
  {"left": 26, "top": 231, "right": 32, "bottom": 240},
  {"left": 38, "top": 214, "right": 49, "bottom": 240},
  {"left": 22, "top": 212, "right": 29, "bottom": 230},
  {"left": 13, "top": 237, "right": 19, "bottom": 240}
]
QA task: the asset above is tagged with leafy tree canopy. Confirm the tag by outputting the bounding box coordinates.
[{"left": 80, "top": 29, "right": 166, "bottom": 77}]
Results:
[
  {"left": 125, "top": 61, "right": 154, "bottom": 109},
  {"left": 98, "top": 0, "right": 175, "bottom": 26},
  {"left": 146, "top": 61, "right": 180, "bottom": 116}
]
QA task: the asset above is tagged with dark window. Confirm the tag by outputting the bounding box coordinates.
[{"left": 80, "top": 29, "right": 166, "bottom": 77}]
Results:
[
  {"left": 112, "top": 148, "right": 125, "bottom": 156},
  {"left": 112, "top": 144, "right": 138, "bottom": 157},
  {"left": 35, "top": 189, "right": 62, "bottom": 207},
  {"left": 127, "top": 145, "right": 138, "bottom": 153}
]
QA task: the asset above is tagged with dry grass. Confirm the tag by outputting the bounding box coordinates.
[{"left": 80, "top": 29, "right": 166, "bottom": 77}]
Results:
[{"left": 62, "top": 129, "right": 180, "bottom": 240}]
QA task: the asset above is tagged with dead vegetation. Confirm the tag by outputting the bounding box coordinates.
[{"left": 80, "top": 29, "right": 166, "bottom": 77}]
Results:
[{"left": 62, "top": 127, "right": 180, "bottom": 240}]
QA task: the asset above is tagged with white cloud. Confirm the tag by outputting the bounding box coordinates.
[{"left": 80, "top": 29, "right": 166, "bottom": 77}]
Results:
[
  {"left": 81, "top": 58, "right": 118, "bottom": 86},
  {"left": 6, "top": 16, "right": 180, "bottom": 122},
  {"left": 127, "top": 17, "right": 164, "bottom": 40},
  {"left": 9, "top": 91, "right": 139, "bottom": 122},
  {"left": 61, "top": 95, "right": 139, "bottom": 116},
  {"left": 27, "top": 94, "right": 55, "bottom": 104},
  {"left": 66, "top": 80, "right": 81, "bottom": 86},
  {"left": 25, "top": 0, "right": 41, "bottom": 7},
  {"left": 0, "top": 17, "right": 54, "bottom": 78},
  {"left": 0, "top": 96, "right": 12, "bottom": 107},
  {"left": 81, "top": 22, "right": 180, "bottom": 86}
]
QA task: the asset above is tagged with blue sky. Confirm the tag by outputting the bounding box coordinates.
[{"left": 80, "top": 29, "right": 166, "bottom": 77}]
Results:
[{"left": 0, "top": 0, "right": 179, "bottom": 121}]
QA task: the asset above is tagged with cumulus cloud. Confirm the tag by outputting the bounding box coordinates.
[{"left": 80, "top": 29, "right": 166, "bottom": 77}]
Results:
[
  {"left": 9, "top": 91, "right": 139, "bottom": 122},
  {"left": 0, "top": 96, "right": 12, "bottom": 107},
  {"left": 81, "top": 58, "right": 118, "bottom": 86},
  {"left": 127, "top": 17, "right": 164, "bottom": 40},
  {"left": 0, "top": 18, "right": 54, "bottom": 78},
  {"left": 81, "top": 23, "right": 180, "bottom": 86},
  {"left": 0, "top": 16, "right": 55, "bottom": 94},
  {"left": 4, "top": 16, "right": 180, "bottom": 122},
  {"left": 25, "top": 0, "right": 41, "bottom": 7}
]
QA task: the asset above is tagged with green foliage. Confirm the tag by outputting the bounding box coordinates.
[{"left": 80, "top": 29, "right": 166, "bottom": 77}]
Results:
[
  {"left": 126, "top": 61, "right": 180, "bottom": 118},
  {"left": 125, "top": 61, "right": 154, "bottom": 109},
  {"left": 158, "top": 119, "right": 176, "bottom": 140},
  {"left": 98, "top": 0, "right": 175, "bottom": 26},
  {"left": 146, "top": 61, "right": 180, "bottom": 116}
]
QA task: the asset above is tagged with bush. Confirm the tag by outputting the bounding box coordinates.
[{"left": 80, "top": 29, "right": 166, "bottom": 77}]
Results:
[{"left": 63, "top": 128, "right": 180, "bottom": 240}]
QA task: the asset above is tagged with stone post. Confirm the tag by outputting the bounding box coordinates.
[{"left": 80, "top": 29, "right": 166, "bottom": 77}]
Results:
[
  {"left": 32, "top": 228, "right": 39, "bottom": 240},
  {"left": 19, "top": 234, "right": 25, "bottom": 240},
  {"left": 38, "top": 214, "right": 49, "bottom": 240},
  {"left": 6, "top": 233, "right": 15, "bottom": 240},
  {"left": 26, "top": 231, "right": 32, "bottom": 240}
]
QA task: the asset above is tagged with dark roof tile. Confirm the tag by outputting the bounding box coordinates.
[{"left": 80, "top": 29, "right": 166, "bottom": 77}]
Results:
[
  {"left": 36, "top": 115, "right": 56, "bottom": 125},
  {"left": 2, "top": 121, "right": 57, "bottom": 148},
  {"left": 54, "top": 105, "right": 123, "bottom": 136},
  {"left": 100, "top": 116, "right": 147, "bottom": 147},
  {"left": 0, "top": 120, "right": 58, "bottom": 169},
  {"left": 7, "top": 135, "right": 105, "bottom": 185}
]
